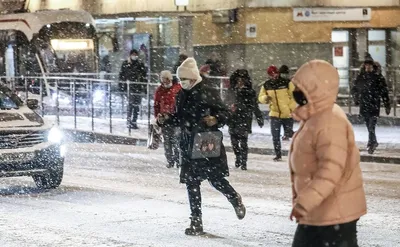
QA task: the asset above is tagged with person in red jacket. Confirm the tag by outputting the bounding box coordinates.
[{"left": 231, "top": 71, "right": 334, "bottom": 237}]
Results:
[{"left": 154, "top": 70, "right": 182, "bottom": 168}]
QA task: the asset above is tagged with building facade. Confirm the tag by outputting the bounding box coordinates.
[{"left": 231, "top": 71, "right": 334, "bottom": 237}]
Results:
[{"left": 25, "top": 0, "right": 400, "bottom": 88}]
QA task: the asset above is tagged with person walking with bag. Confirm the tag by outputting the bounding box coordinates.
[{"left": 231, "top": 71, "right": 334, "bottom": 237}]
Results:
[
  {"left": 289, "top": 60, "right": 367, "bottom": 247},
  {"left": 258, "top": 65, "right": 296, "bottom": 161},
  {"left": 158, "top": 57, "right": 245, "bottom": 236},
  {"left": 154, "top": 70, "right": 182, "bottom": 168},
  {"left": 227, "top": 69, "right": 264, "bottom": 170}
]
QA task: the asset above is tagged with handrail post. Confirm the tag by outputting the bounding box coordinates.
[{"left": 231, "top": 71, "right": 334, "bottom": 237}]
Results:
[
  {"left": 40, "top": 78, "right": 44, "bottom": 117},
  {"left": 393, "top": 69, "right": 397, "bottom": 117},
  {"left": 147, "top": 81, "right": 151, "bottom": 139},
  {"left": 91, "top": 80, "right": 94, "bottom": 131},
  {"left": 73, "top": 80, "right": 77, "bottom": 129},
  {"left": 127, "top": 81, "right": 131, "bottom": 136},
  {"left": 56, "top": 79, "right": 60, "bottom": 126},
  {"left": 24, "top": 78, "right": 28, "bottom": 104},
  {"left": 220, "top": 78, "right": 223, "bottom": 100},
  {"left": 109, "top": 81, "right": 112, "bottom": 134},
  {"left": 348, "top": 68, "right": 352, "bottom": 115}
]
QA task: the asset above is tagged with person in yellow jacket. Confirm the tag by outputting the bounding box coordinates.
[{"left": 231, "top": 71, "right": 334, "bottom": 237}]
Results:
[{"left": 258, "top": 65, "right": 296, "bottom": 161}]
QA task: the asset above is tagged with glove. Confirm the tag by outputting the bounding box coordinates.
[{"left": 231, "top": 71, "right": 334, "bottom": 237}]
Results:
[
  {"left": 157, "top": 113, "right": 170, "bottom": 125},
  {"left": 385, "top": 106, "right": 391, "bottom": 116},
  {"left": 257, "top": 118, "right": 264, "bottom": 128},
  {"left": 230, "top": 104, "right": 237, "bottom": 112}
]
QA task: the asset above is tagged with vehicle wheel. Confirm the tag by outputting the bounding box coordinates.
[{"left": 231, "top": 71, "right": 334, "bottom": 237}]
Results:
[{"left": 33, "top": 160, "right": 64, "bottom": 189}]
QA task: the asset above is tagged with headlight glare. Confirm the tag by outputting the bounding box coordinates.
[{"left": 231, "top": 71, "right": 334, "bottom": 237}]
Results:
[{"left": 48, "top": 127, "right": 63, "bottom": 143}]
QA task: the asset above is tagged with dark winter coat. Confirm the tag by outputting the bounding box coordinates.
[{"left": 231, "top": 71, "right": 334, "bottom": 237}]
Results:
[
  {"left": 119, "top": 59, "right": 147, "bottom": 93},
  {"left": 351, "top": 70, "right": 390, "bottom": 117},
  {"left": 227, "top": 88, "right": 263, "bottom": 135},
  {"left": 169, "top": 82, "right": 230, "bottom": 184},
  {"left": 205, "top": 59, "right": 224, "bottom": 76}
]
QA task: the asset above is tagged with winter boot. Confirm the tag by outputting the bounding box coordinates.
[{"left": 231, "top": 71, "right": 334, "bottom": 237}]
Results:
[
  {"left": 185, "top": 216, "right": 204, "bottom": 236},
  {"left": 368, "top": 143, "right": 379, "bottom": 154},
  {"left": 241, "top": 162, "right": 247, "bottom": 171},
  {"left": 235, "top": 160, "right": 241, "bottom": 168},
  {"left": 230, "top": 194, "right": 246, "bottom": 220},
  {"left": 273, "top": 156, "right": 282, "bottom": 162}
]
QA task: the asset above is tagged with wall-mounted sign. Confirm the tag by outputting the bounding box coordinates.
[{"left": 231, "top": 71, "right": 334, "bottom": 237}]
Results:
[
  {"left": 175, "top": 0, "right": 189, "bottom": 6},
  {"left": 334, "top": 47, "right": 343, "bottom": 57},
  {"left": 246, "top": 24, "right": 257, "bottom": 38},
  {"left": 293, "top": 8, "right": 371, "bottom": 22}
]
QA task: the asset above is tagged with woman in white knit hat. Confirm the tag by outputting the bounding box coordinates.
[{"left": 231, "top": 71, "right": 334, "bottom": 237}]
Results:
[{"left": 157, "top": 57, "right": 245, "bottom": 235}]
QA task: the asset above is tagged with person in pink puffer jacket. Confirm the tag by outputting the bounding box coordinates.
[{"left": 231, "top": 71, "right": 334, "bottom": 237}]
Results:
[{"left": 288, "top": 60, "right": 367, "bottom": 247}]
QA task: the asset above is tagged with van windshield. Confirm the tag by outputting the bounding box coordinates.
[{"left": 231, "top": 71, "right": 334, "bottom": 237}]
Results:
[{"left": 0, "top": 86, "right": 23, "bottom": 109}]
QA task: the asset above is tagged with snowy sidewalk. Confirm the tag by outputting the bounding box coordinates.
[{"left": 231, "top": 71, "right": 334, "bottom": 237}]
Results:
[{"left": 45, "top": 115, "right": 400, "bottom": 159}]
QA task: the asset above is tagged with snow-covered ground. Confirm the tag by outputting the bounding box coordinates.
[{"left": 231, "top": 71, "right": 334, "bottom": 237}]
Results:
[
  {"left": 44, "top": 115, "right": 400, "bottom": 153},
  {"left": 0, "top": 143, "right": 399, "bottom": 246}
]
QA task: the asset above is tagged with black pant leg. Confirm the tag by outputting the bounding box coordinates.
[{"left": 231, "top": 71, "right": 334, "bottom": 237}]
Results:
[
  {"left": 365, "top": 116, "right": 378, "bottom": 145},
  {"left": 162, "top": 126, "right": 174, "bottom": 164},
  {"left": 282, "top": 118, "right": 294, "bottom": 138},
  {"left": 186, "top": 180, "right": 202, "bottom": 217},
  {"left": 239, "top": 134, "right": 249, "bottom": 167},
  {"left": 208, "top": 177, "right": 238, "bottom": 203},
  {"left": 270, "top": 117, "right": 282, "bottom": 158},
  {"left": 171, "top": 127, "right": 180, "bottom": 165},
  {"left": 318, "top": 220, "right": 359, "bottom": 247},
  {"left": 131, "top": 94, "right": 141, "bottom": 124},
  {"left": 369, "top": 116, "right": 378, "bottom": 145},
  {"left": 292, "top": 224, "right": 318, "bottom": 247},
  {"left": 292, "top": 220, "right": 359, "bottom": 247},
  {"left": 230, "top": 133, "right": 240, "bottom": 156},
  {"left": 127, "top": 96, "right": 133, "bottom": 123}
]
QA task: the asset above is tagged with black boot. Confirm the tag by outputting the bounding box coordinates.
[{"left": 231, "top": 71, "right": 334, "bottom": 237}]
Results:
[
  {"left": 185, "top": 216, "right": 204, "bottom": 236},
  {"left": 235, "top": 160, "right": 241, "bottom": 168},
  {"left": 230, "top": 194, "right": 246, "bottom": 220},
  {"left": 273, "top": 156, "right": 282, "bottom": 162},
  {"left": 368, "top": 143, "right": 379, "bottom": 154}
]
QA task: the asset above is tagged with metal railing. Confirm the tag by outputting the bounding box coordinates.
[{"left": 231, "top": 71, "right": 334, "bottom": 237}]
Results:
[
  {"left": 1, "top": 67, "right": 398, "bottom": 138},
  {"left": 0, "top": 74, "right": 229, "bottom": 137}
]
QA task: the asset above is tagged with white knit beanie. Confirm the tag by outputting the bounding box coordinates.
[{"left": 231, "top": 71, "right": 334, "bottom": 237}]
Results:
[
  {"left": 160, "top": 70, "right": 173, "bottom": 80},
  {"left": 177, "top": 57, "right": 202, "bottom": 82}
]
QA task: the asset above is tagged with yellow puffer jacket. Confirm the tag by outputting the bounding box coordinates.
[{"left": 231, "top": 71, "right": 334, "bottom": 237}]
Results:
[{"left": 258, "top": 77, "right": 297, "bottom": 118}]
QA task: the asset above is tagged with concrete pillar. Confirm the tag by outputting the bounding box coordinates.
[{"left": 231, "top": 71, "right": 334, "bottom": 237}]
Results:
[
  {"left": 393, "top": 27, "right": 400, "bottom": 67},
  {"left": 356, "top": 29, "right": 368, "bottom": 64},
  {"left": 178, "top": 16, "right": 193, "bottom": 57}
]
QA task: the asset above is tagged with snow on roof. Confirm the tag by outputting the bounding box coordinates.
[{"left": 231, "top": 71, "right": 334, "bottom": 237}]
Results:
[{"left": 0, "top": 9, "right": 96, "bottom": 41}]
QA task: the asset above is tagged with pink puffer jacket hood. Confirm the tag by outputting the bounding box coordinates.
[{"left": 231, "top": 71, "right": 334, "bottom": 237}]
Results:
[{"left": 291, "top": 60, "right": 339, "bottom": 121}]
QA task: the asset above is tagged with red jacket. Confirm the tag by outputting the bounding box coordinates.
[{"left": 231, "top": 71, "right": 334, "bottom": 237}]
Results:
[{"left": 154, "top": 83, "right": 182, "bottom": 117}]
